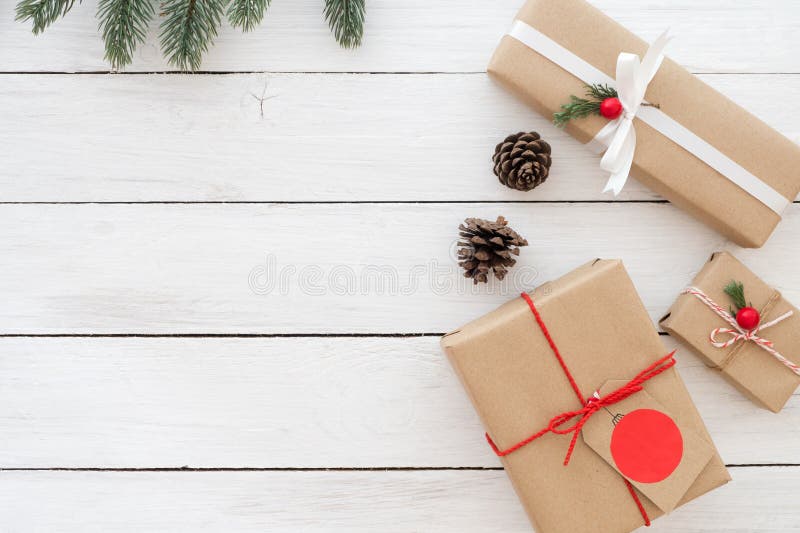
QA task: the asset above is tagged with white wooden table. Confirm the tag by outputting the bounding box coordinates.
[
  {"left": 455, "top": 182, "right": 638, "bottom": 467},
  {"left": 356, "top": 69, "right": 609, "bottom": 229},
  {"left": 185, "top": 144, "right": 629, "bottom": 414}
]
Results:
[{"left": 0, "top": 1, "right": 798, "bottom": 531}]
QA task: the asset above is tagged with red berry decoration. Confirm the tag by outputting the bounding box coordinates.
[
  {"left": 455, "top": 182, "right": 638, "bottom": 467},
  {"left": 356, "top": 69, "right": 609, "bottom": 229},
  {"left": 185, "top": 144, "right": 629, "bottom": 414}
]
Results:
[
  {"left": 736, "top": 307, "right": 760, "bottom": 331},
  {"left": 554, "top": 84, "right": 622, "bottom": 127},
  {"left": 610, "top": 409, "right": 683, "bottom": 483},
  {"left": 599, "top": 97, "right": 623, "bottom": 120},
  {"left": 724, "top": 280, "right": 761, "bottom": 331}
]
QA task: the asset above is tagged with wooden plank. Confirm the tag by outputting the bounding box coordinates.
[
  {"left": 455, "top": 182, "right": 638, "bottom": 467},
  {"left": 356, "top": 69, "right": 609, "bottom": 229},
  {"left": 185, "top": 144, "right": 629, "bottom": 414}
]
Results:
[
  {"left": 0, "top": 467, "right": 793, "bottom": 531},
  {"left": 1, "top": 1, "right": 800, "bottom": 73},
  {"left": 0, "top": 73, "right": 798, "bottom": 203},
  {"left": 0, "top": 202, "right": 798, "bottom": 334},
  {"left": 0, "top": 337, "right": 796, "bottom": 468}
]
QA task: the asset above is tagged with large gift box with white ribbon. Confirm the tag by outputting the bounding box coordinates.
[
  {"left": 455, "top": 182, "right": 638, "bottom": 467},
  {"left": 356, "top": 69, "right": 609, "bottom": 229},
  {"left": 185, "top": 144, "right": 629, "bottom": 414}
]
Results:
[
  {"left": 661, "top": 252, "right": 800, "bottom": 412},
  {"left": 442, "top": 259, "right": 729, "bottom": 533},
  {"left": 488, "top": 0, "right": 800, "bottom": 248}
]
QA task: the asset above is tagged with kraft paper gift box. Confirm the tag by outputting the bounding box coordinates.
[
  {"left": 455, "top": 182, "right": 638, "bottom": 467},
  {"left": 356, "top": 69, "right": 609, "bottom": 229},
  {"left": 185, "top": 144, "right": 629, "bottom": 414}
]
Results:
[
  {"left": 488, "top": 0, "right": 800, "bottom": 248},
  {"left": 661, "top": 252, "right": 800, "bottom": 412},
  {"left": 441, "top": 259, "right": 729, "bottom": 533}
]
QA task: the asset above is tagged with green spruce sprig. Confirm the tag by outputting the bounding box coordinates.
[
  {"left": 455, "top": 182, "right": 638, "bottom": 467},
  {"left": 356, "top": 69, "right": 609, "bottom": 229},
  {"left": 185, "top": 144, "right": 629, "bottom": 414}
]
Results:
[
  {"left": 585, "top": 83, "right": 618, "bottom": 100},
  {"left": 553, "top": 84, "right": 618, "bottom": 128},
  {"left": 97, "top": 0, "right": 155, "bottom": 70},
  {"left": 228, "top": 0, "right": 271, "bottom": 32},
  {"left": 17, "top": 0, "right": 366, "bottom": 71},
  {"left": 324, "top": 0, "right": 365, "bottom": 49},
  {"left": 15, "top": 0, "right": 79, "bottom": 34},
  {"left": 159, "top": 0, "right": 226, "bottom": 71},
  {"left": 724, "top": 280, "right": 751, "bottom": 315}
]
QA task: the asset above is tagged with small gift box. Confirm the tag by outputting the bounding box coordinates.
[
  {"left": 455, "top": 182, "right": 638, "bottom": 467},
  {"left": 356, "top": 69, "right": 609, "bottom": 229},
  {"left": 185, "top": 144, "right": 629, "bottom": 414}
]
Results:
[
  {"left": 488, "top": 0, "right": 800, "bottom": 248},
  {"left": 441, "top": 259, "right": 729, "bottom": 533},
  {"left": 661, "top": 252, "right": 800, "bottom": 412}
]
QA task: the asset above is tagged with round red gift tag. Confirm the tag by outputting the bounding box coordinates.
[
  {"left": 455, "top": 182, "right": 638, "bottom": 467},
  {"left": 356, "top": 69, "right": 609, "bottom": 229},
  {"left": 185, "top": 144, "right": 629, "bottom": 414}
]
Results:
[{"left": 610, "top": 408, "right": 683, "bottom": 484}]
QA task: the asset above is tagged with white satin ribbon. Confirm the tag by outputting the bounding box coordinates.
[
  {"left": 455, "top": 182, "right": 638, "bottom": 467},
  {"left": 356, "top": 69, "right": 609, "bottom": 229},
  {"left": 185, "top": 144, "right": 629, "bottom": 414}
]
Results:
[
  {"left": 593, "top": 31, "right": 670, "bottom": 195},
  {"left": 507, "top": 21, "right": 790, "bottom": 214}
]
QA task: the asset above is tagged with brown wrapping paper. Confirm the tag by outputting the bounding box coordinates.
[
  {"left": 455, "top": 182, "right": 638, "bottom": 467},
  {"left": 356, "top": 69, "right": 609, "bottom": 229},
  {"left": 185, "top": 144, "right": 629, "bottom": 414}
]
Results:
[
  {"left": 661, "top": 252, "right": 800, "bottom": 412},
  {"left": 488, "top": 0, "right": 800, "bottom": 248},
  {"left": 441, "top": 259, "right": 729, "bottom": 533}
]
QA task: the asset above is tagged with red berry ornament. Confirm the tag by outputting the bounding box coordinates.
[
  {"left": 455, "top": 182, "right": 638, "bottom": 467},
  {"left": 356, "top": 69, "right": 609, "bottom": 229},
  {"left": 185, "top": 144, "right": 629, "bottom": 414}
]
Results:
[
  {"left": 724, "top": 281, "right": 761, "bottom": 331},
  {"left": 610, "top": 409, "right": 683, "bottom": 483},
  {"left": 600, "top": 97, "right": 623, "bottom": 120},
  {"left": 736, "top": 306, "right": 760, "bottom": 331}
]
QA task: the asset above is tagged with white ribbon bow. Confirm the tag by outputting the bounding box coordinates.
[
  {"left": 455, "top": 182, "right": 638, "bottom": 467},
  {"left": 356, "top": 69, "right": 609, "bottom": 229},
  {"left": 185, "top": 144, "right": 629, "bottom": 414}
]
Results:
[
  {"left": 593, "top": 31, "right": 672, "bottom": 195},
  {"left": 508, "top": 21, "right": 790, "bottom": 214}
]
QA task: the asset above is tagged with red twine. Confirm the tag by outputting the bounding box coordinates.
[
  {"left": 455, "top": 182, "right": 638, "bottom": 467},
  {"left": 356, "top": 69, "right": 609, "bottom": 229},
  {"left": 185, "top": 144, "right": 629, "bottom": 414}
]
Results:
[{"left": 484, "top": 292, "right": 677, "bottom": 527}]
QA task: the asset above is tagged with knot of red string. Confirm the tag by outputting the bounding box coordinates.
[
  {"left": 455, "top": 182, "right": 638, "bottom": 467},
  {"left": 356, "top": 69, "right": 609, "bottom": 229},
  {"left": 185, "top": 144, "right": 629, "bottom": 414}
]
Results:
[
  {"left": 486, "top": 349, "right": 676, "bottom": 465},
  {"left": 484, "top": 292, "right": 678, "bottom": 527}
]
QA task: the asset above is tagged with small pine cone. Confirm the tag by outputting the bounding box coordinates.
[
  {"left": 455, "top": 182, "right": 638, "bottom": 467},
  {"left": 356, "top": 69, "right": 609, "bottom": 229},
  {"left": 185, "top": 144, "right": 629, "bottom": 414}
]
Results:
[
  {"left": 457, "top": 216, "right": 528, "bottom": 284},
  {"left": 492, "top": 132, "right": 552, "bottom": 191}
]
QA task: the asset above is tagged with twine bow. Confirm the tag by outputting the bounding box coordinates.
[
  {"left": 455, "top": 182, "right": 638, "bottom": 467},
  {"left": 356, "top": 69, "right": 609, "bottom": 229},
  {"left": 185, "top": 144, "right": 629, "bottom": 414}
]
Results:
[
  {"left": 682, "top": 287, "right": 800, "bottom": 376},
  {"left": 593, "top": 31, "right": 671, "bottom": 195},
  {"left": 487, "top": 350, "right": 677, "bottom": 466}
]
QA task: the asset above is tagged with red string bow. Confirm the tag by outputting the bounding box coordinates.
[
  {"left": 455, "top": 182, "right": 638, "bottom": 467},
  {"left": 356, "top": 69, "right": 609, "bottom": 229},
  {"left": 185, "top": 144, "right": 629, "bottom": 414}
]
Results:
[
  {"left": 486, "top": 350, "right": 676, "bottom": 465},
  {"left": 481, "top": 292, "right": 680, "bottom": 527}
]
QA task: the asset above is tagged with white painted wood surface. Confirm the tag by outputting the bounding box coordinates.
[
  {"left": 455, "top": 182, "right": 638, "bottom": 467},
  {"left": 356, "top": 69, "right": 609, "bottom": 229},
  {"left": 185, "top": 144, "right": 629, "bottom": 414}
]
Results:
[
  {"left": 0, "top": 337, "right": 796, "bottom": 468},
  {"left": 1, "top": 73, "right": 799, "bottom": 202},
  {"left": 0, "top": 467, "right": 796, "bottom": 532},
  {"left": 2, "top": 202, "right": 800, "bottom": 334},
  {"left": 1, "top": 0, "right": 799, "bottom": 531}
]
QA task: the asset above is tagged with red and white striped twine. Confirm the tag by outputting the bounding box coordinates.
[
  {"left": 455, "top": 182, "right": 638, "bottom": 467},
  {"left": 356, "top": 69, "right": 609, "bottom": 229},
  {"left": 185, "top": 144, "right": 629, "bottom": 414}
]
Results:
[{"left": 681, "top": 287, "right": 800, "bottom": 377}]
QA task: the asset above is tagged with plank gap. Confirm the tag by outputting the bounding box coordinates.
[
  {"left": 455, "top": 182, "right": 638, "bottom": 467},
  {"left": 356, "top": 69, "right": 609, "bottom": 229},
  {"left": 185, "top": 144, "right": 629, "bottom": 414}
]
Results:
[
  {"left": 0, "top": 333, "right": 447, "bottom": 338},
  {"left": 1, "top": 71, "right": 800, "bottom": 76},
  {"left": 0, "top": 200, "right": 674, "bottom": 205},
  {"left": 0, "top": 465, "right": 795, "bottom": 472}
]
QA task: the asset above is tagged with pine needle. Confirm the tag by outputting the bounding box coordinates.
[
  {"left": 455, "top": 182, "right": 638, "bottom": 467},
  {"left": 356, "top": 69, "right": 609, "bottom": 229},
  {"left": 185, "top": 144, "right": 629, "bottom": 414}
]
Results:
[
  {"left": 16, "top": 0, "right": 79, "bottom": 34},
  {"left": 97, "top": 0, "right": 154, "bottom": 70},
  {"left": 554, "top": 95, "right": 599, "bottom": 127},
  {"left": 228, "top": 0, "right": 270, "bottom": 32},
  {"left": 553, "top": 84, "right": 618, "bottom": 128},
  {"left": 20, "top": 0, "right": 366, "bottom": 67},
  {"left": 159, "top": 0, "right": 226, "bottom": 71},
  {"left": 586, "top": 83, "right": 617, "bottom": 100},
  {"left": 324, "top": 0, "right": 365, "bottom": 49},
  {"left": 724, "top": 280, "right": 747, "bottom": 311}
]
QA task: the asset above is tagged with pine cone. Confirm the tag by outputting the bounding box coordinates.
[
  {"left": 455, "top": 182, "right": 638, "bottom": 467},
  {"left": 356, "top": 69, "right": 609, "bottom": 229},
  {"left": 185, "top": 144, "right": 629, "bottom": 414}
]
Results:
[
  {"left": 458, "top": 216, "right": 528, "bottom": 284},
  {"left": 492, "top": 132, "right": 552, "bottom": 191}
]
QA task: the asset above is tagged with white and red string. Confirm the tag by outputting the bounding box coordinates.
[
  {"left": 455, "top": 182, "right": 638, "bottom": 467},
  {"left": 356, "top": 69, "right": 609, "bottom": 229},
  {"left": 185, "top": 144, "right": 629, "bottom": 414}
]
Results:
[{"left": 681, "top": 287, "right": 799, "bottom": 376}]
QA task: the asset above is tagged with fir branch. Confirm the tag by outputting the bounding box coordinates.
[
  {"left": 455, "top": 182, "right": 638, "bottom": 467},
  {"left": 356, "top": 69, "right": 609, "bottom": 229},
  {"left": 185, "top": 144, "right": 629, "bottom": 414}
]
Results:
[
  {"left": 159, "top": 0, "right": 226, "bottom": 71},
  {"left": 724, "top": 280, "right": 747, "bottom": 311},
  {"left": 554, "top": 95, "right": 600, "bottom": 128},
  {"left": 586, "top": 83, "right": 617, "bottom": 101},
  {"left": 15, "top": 0, "right": 79, "bottom": 34},
  {"left": 97, "top": 0, "right": 155, "bottom": 69},
  {"left": 324, "top": 0, "right": 365, "bottom": 49},
  {"left": 553, "top": 84, "right": 618, "bottom": 127},
  {"left": 228, "top": 0, "right": 270, "bottom": 32}
]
